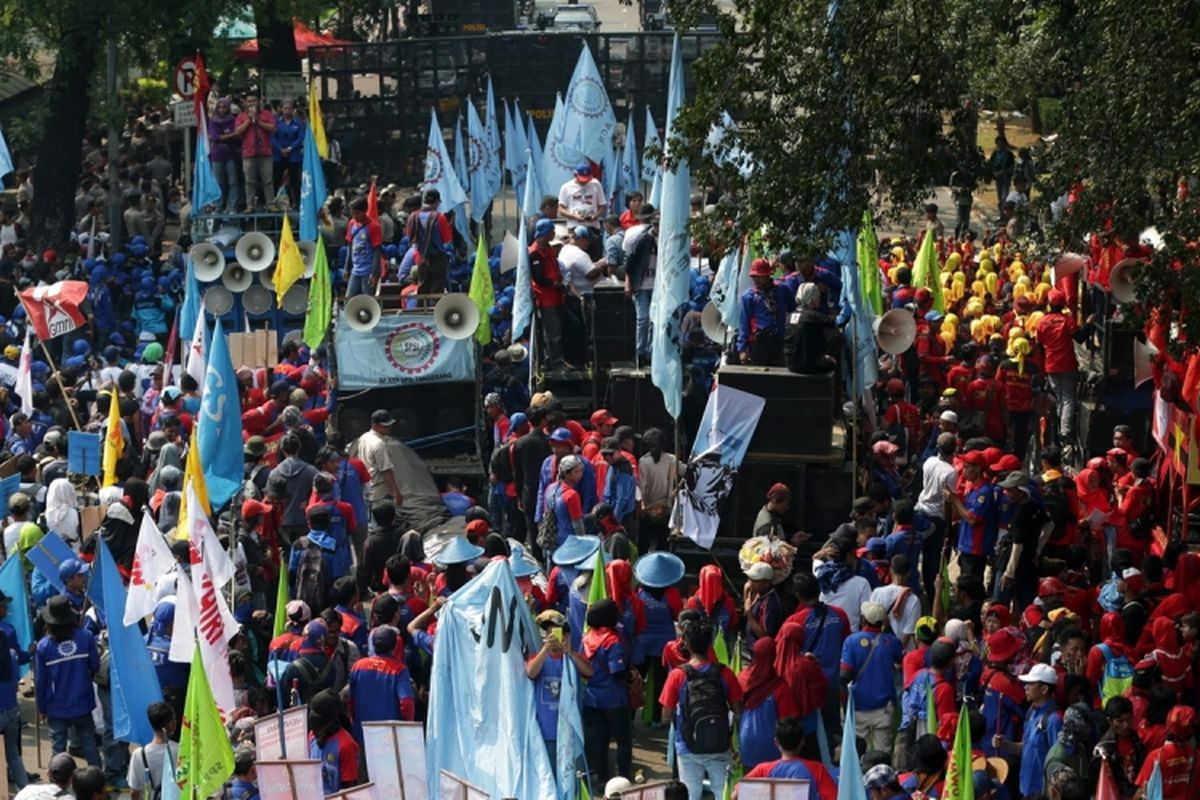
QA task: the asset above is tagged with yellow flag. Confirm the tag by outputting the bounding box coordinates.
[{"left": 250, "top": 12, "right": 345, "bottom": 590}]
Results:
[
  {"left": 273, "top": 215, "right": 305, "bottom": 304},
  {"left": 176, "top": 646, "right": 235, "bottom": 799},
  {"left": 308, "top": 82, "right": 328, "bottom": 159},
  {"left": 177, "top": 428, "right": 211, "bottom": 539},
  {"left": 101, "top": 388, "right": 122, "bottom": 486}
]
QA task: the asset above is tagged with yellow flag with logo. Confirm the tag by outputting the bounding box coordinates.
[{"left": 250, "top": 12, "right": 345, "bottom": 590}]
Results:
[
  {"left": 176, "top": 646, "right": 235, "bottom": 799},
  {"left": 176, "top": 428, "right": 211, "bottom": 540},
  {"left": 308, "top": 82, "right": 328, "bottom": 160},
  {"left": 274, "top": 214, "right": 306, "bottom": 304},
  {"left": 101, "top": 388, "right": 122, "bottom": 486}
]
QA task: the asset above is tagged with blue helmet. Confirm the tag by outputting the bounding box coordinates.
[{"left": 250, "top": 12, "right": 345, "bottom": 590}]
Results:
[
  {"left": 130, "top": 235, "right": 146, "bottom": 246},
  {"left": 140, "top": 277, "right": 156, "bottom": 293},
  {"left": 383, "top": 244, "right": 399, "bottom": 259},
  {"left": 63, "top": 355, "right": 86, "bottom": 370},
  {"left": 72, "top": 340, "right": 90, "bottom": 356},
  {"left": 110, "top": 252, "right": 127, "bottom": 267}
]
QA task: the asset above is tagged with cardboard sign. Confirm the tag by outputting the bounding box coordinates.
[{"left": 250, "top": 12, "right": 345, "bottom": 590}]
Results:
[
  {"left": 255, "top": 706, "right": 309, "bottom": 761},
  {"left": 80, "top": 505, "right": 104, "bottom": 539},
  {"left": 620, "top": 782, "right": 676, "bottom": 800},
  {"left": 229, "top": 330, "right": 279, "bottom": 370},
  {"left": 67, "top": 431, "right": 101, "bottom": 476},
  {"left": 255, "top": 759, "right": 322, "bottom": 800},
  {"left": 737, "top": 778, "right": 812, "bottom": 800},
  {"left": 438, "top": 770, "right": 489, "bottom": 800},
  {"left": 363, "top": 721, "right": 428, "bottom": 800}
]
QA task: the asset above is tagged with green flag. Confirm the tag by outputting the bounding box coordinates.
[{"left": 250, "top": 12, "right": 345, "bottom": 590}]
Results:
[
  {"left": 911, "top": 228, "right": 945, "bottom": 312},
  {"left": 857, "top": 210, "right": 883, "bottom": 315},
  {"left": 713, "top": 629, "right": 730, "bottom": 666},
  {"left": 176, "top": 647, "right": 235, "bottom": 799},
  {"left": 586, "top": 547, "right": 609, "bottom": 609},
  {"left": 468, "top": 234, "right": 495, "bottom": 345},
  {"left": 272, "top": 554, "right": 289, "bottom": 640},
  {"left": 926, "top": 667, "right": 938, "bottom": 737},
  {"left": 944, "top": 705, "right": 976, "bottom": 800},
  {"left": 303, "top": 237, "right": 332, "bottom": 349}
]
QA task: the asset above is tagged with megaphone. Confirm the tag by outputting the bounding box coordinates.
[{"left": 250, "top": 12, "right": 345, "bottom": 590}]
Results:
[
  {"left": 700, "top": 302, "right": 727, "bottom": 343},
  {"left": 222, "top": 264, "right": 253, "bottom": 292},
  {"left": 282, "top": 284, "right": 309, "bottom": 316},
  {"left": 236, "top": 232, "right": 276, "bottom": 272},
  {"left": 344, "top": 295, "right": 381, "bottom": 332},
  {"left": 433, "top": 293, "right": 480, "bottom": 340},
  {"left": 243, "top": 285, "right": 273, "bottom": 315},
  {"left": 202, "top": 286, "right": 234, "bottom": 316},
  {"left": 874, "top": 308, "right": 917, "bottom": 355},
  {"left": 1051, "top": 252, "right": 1087, "bottom": 286},
  {"left": 1109, "top": 258, "right": 1141, "bottom": 304},
  {"left": 299, "top": 241, "right": 317, "bottom": 278},
  {"left": 1134, "top": 337, "right": 1158, "bottom": 389},
  {"left": 189, "top": 243, "right": 226, "bottom": 281},
  {"left": 258, "top": 270, "right": 275, "bottom": 291}
]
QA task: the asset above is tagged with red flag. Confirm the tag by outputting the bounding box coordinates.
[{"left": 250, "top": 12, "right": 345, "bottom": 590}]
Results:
[
  {"left": 366, "top": 179, "right": 379, "bottom": 226},
  {"left": 1183, "top": 352, "right": 1200, "bottom": 414},
  {"left": 19, "top": 281, "right": 89, "bottom": 341},
  {"left": 162, "top": 312, "right": 179, "bottom": 387},
  {"left": 192, "top": 51, "right": 211, "bottom": 121},
  {"left": 1094, "top": 759, "right": 1120, "bottom": 800}
]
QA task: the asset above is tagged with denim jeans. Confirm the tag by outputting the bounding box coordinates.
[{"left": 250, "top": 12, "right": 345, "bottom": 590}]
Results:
[
  {"left": 49, "top": 713, "right": 101, "bottom": 767},
  {"left": 213, "top": 158, "right": 240, "bottom": 212},
  {"left": 677, "top": 750, "right": 731, "bottom": 800},
  {"left": 346, "top": 273, "right": 372, "bottom": 299},
  {"left": 633, "top": 289, "right": 652, "bottom": 360},
  {"left": 0, "top": 706, "right": 29, "bottom": 788},
  {"left": 1047, "top": 371, "right": 1080, "bottom": 443}
]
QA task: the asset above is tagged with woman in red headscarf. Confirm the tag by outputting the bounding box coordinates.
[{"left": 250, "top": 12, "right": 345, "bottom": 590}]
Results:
[
  {"left": 605, "top": 559, "right": 646, "bottom": 659},
  {"left": 1135, "top": 706, "right": 1200, "bottom": 800},
  {"left": 1086, "top": 612, "right": 1131, "bottom": 708},
  {"left": 1076, "top": 465, "right": 1114, "bottom": 568},
  {"left": 683, "top": 564, "right": 740, "bottom": 650},
  {"left": 737, "top": 638, "right": 799, "bottom": 769},
  {"left": 1148, "top": 617, "right": 1191, "bottom": 690}
]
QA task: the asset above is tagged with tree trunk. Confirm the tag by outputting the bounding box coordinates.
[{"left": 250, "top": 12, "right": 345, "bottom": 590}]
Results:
[
  {"left": 28, "top": 29, "right": 100, "bottom": 255},
  {"left": 254, "top": 0, "right": 301, "bottom": 74}
]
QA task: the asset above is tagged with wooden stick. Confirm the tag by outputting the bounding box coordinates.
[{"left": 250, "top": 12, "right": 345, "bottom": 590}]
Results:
[{"left": 37, "top": 340, "right": 83, "bottom": 430}]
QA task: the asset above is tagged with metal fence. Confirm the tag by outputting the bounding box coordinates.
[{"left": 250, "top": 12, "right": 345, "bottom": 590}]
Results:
[{"left": 308, "top": 31, "right": 721, "bottom": 187}]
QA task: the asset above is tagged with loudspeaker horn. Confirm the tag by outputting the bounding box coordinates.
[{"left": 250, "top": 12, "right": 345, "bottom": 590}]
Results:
[
  {"left": 189, "top": 243, "right": 226, "bottom": 281},
  {"left": 1109, "top": 258, "right": 1141, "bottom": 304},
  {"left": 282, "top": 284, "right": 309, "bottom": 316},
  {"left": 202, "top": 286, "right": 234, "bottom": 316},
  {"left": 258, "top": 269, "right": 275, "bottom": 291},
  {"left": 874, "top": 308, "right": 917, "bottom": 355},
  {"left": 500, "top": 231, "right": 520, "bottom": 273},
  {"left": 299, "top": 241, "right": 317, "bottom": 278},
  {"left": 243, "top": 285, "right": 273, "bottom": 315},
  {"left": 700, "top": 302, "right": 727, "bottom": 343},
  {"left": 1134, "top": 337, "right": 1158, "bottom": 389},
  {"left": 433, "top": 293, "right": 480, "bottom": 340},
  {"left": 1051, "top": 252, "right": 1087, "bottom": 286},
  {"left": 222, "top": 264, "right": 253, "bottom": 292},
  {"left": 344, "top": 295, "right": 381, "bottom": 331},
  {"left": 235, "top": 232, "right": 276, "bottom": 272}
]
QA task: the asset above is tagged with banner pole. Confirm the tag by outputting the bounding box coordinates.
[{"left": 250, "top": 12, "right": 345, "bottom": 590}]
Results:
[{"left": 38, "top": 340, "right": 83, "bottom": 430}]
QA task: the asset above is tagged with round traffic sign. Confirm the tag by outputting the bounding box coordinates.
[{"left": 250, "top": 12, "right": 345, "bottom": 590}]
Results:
[{"left": 175, "top": 58, "right": 198, "bottom": 99}]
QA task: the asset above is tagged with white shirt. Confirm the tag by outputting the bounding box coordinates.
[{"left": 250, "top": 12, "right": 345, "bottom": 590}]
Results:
[
  {"left": 357, "top": 429, "right": 395, "bottom": 502},
  {"left": 557, "top": 244, "right": 597, "bottom": 295},
  {"left": 814, "top": 561, "right": 871, "bottom": 631},
  {"left": 869, "top": 583, "right": 922, "bottom": 648},
  {"left": 14, "top": 785, "right": 74, "bottom": 799},
  {"left": 916, "top": 455, "right": 958, "bottom": 520},
  {"left": 558, "top": 178, "right": 606, "bottom": 226}
]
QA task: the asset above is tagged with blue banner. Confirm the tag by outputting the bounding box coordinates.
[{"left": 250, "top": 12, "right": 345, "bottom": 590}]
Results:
[
  {"left": 67, "top": 431, "right": 101, "bottom": 477},
  {"left": 467, "top": 99, "right": 500, "bottom": 223},
  {"left": 198, "top": 323, "right": 244, "bottom": 509},
  {"left": 334, "top": 313, "right": 477, "bottom": 389},
  {"left": 0, "top": 556, "right": 33, "bottom": 677},
  {"left": 0, "top": 473, "right": 20, "bottom": 518},
  {"left": 422, "top": 110, "right": 468, "bottom": 208},
  {"left": 192, "top": 109, "right": 223, "bottom": 213},
  {"left": 690, "top": 384, "right": 766, "bottom": 467},
  {"left": 298, "top": 123, "right": 327, "bottom": 243},
  {"left": 561, "top": 43, "right": 616, "bottom": 165}
]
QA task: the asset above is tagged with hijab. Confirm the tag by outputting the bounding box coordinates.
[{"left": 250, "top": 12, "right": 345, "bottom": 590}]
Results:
[
  {"left": 1058, "top": 703, "right": 1094, "bottom": 751},
  {"left": 45, "top": 478, "right": 80, "bottom": 544},
  {"left": 149, "top": 442, "right": 183, "bottom": 492},
  {"left": 739, "top": 637, "right": 782, "bottom": 709},
  {"left": 695, "top": 564, "right": 726, "bottom": 616},
  {"left": 582, "top": 599, "right": 621, "bottom": 659},
  {"left": 1150, "top": 617, "right": 1189, "bottom": 685}
]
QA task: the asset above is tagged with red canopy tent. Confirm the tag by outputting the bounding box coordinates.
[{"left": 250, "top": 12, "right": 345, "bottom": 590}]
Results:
[{"left": 232, "top": 19, "right": 349, "bottom": 60}]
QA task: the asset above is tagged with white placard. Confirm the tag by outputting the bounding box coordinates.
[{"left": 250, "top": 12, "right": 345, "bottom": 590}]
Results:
[
  {"left": 364, "top": 721, "right": 428, "bottom": 800},
  {"left": 256, "top": 759, "right": 322, "bottom": 800},
  {"left": 172, "top": 100, "right": 197, "bottom": 128},
  {"left": 737, "top": 778, "right": 812, "bottom": 800},
  {"left": 438, "top": 770, "right": 489, "bottom": 800},
  {"left": 254, "top": 706, "right": 309, "bottom": 761}
]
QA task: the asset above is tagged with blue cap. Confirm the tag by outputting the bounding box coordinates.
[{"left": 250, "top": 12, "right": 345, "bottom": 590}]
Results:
[
  {"left": 509, "top": 412, "right": 528, "bottom": 429},
  {"left": 573, "top": 226, "right": 591, "bottom": 239},
  {"left": 59, "top": 558, "right": 90, "bottom": 582},
  {"left": 575, "top": 162, "right": 591, "bottom": 175},
  {"left": 108, "top": 333, "right": 126, "bottom": 346},
  {"left": 534, "top": 219, "right": 556, "bottom": 239},
  {"left": 63, "top": 355, "right": 86, "bottom": 370},
  {"left": 434, "top": 536, "right": 485, "bottom": 566},
  {"left": 509, "top": 544, "right": 539, "bottom": 578},
  {"left": 103, "top": 345, "right": 120, "bottom": 362},
  {"left": 866, "top": 536, "right": 888, "bottom": 555},
  {"left": 110, "top": 252, "right": 126, "bottom": 267},
  {"left": 72, "top": 340, "right": 90, "bottom": 356},
  {"left": 130, "top": 235, "right": 146, "bottom": 246},
  {"left": 549, "top": 426, "right": 573, "bottom": 443},
  {"left": 383, "top": 244, "right": 399, "bottom": 258},
  {"left": 551, "top": 535, "right": 601, "bottom": 567},
  {"left": 925, "top": 310, "right": 944, "bottom": 323},
  {"left": 634, "top": 552, "right": 686, "bottom": 588},
  {"left": 162, "top": 386, "right": 183, "bottom": 402}
]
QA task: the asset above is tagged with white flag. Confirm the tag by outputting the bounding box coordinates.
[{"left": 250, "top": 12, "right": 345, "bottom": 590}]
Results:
[
  {"left": 187, "top": 481, "right": 234, "bottom": 589},
  {"left": 124, "top": 514, "right": 177, "bottom": 626},
  {"left": 15, "top": 328, "right": 33, "bottom": 415},
  {"left": 185, "top": 311, "right": 207, "bottom": 389},
  {"left": 168, "top": 570, "right": 199, "bottom": 665},
  {"left": 167, "top": 552, "right": 239, "bottom": 712}
]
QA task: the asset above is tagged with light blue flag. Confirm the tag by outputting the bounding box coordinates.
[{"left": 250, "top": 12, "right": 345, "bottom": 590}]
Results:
[
  {"left": 649, "top": 33, "right": 691, "bottom": 420},
  {"left": 191, "top": 109, "right": 223, "bottom": 214},
  {"left": 617, "top": 112, "right": 639, "bottom": 213},
  {"left": 543, "top": 93, "right": 583, "bottom": 198},
  {"left": 160, "top": 749, "right": 182, "bottom": 800},
  {"left": 0, "top": 556, "right": 33, "bottom": 677},
  {"left": 0, "top": 125, "right": 13, "bottom": 179},
  {"left": 451, "top": 118, "right": 475, "bottom": 251},
  {"left": 838, "top": 691, "right": 869, "bottom": 800},
  {"left": 512, "top": 151, "right": 537, "bottom": 341},
  {"left": 601, "top": 142, "right": 618, "bottom": 211},
  {"left": 505, "top": 99, "right": 529, "bottom": 202},
  {"left": 561, "top": 43, "right": 616, "bottom": 165},
  {"left": 97, "top": 540, "right": 164, "bottom": 745},
  {"left": 179, "top": 256, "right": 202, "bottom": 345},
  {"left": 641, "top": 106, "right": 661, "bottom": 186},
  {"left": 298, "top": 123, "right": 327, "bottom": 243},
  {"left": 422, "top": 110, "right": 468, "bottom": 208},
  {"left": 524, "top": 116, "right": 546, "bottom": 216},
  {"left": 555, "top": 656, "right": 585, "bottom": 800},
  {"left": 834, "top": 228, "right": 878, "bottom": 401},
  {"left": 27, "top": 531, "right": 75, "bottom": 594},
  {"left": 709, "top": 247, "right": 742, "bottom": 331},
  {"left": 426, "top": 559, "right": 558, "bottom": 800},
  {"left": 1145, "top": 756, "right": 1163, "bottom": 800},
  {"left": 466, "top": 99, "right": 500, "bottom": 223},
  {"left": 485, "top": 78, "right": 503, "bottom": 200},
  {"left": 690, "top": 384, "right": 766, "bottom": 467},
  {"left": 198, "top": 322, "right": 244, "bottom": 510},
  {"left": 705, "top": 111, "right": 755, "bottom": 178}
]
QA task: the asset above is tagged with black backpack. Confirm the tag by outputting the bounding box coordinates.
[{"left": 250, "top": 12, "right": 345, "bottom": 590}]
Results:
[
  {"left": 680, "top": 664, "right": 731, "bottom": 754},
  {"left": 489, "top": 441, "right": 515, "bottom": 483},
  {"left": 295, "top": 538, "right": 331, "bottom": 612}
]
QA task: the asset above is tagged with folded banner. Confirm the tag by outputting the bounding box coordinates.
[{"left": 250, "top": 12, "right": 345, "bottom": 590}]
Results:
[
  {"left": 334, "top": 313, "right": 476, "bottom": 388},
  {"left": 19, "top": 281, "right": 89, "bottom": 340},
  {"left": 690, "top": 384, "right": 766, "bottom": 467}
]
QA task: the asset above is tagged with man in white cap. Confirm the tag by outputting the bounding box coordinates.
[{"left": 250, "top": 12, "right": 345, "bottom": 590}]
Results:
[
  {"left": 993, "top": 663, "right": 1062, "bottom": 797},
  {"left": 839, "top": 601, "right": 903, "bottom": 753},
  {"left": 742, "top": 562, "right": 783, "bottom": 653}
]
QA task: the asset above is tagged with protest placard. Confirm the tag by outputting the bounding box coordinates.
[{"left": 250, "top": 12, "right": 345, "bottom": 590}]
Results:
[
  {"left": 67, "top": 430, "right": 101, "bottom": 476},
  {"left": 363, "top": 721, "right": 428, "bottom": 800},
  {"left": 254, "top": 706, "right": 309, "bottom": 761},
  {"left": 438, "top": 770, "right": 489, "bottom": 800},
  {"left": 737, "top": 778, "right": 812, "bottom": 800},
  {"left": 255, "top": 759, "right": 322, "bottom": 800},
  {"left": 325, "top": 784, "right": 377, "bottom": 800}
]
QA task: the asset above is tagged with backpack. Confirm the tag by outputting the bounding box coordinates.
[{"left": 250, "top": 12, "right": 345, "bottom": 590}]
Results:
[
  {"left": 296, "top": 538, "right": 331, "bottom": 613},
  {"left": 537, "top": 485, "right": 562, "bottom": 554},
  {"left": 901, "top": 668, "right": 942, "bottom": 735},
  {"left": 242, "top": 464, "right": 268, "bottom": 501},
  {"left": 489, "top": 441, "right": 515, "bottom": 484},
  {"left": 140, "top": 746, "right": 165, "bottom": 800},
  {"left": 292, "top": 656, "right": 333, "bottom": 704},
  {"left": 680, "top": 664, "right": 731, "bottom": 754},
  {"left": 1097, "top": 643, "right": 1134, "bottom": 703}
]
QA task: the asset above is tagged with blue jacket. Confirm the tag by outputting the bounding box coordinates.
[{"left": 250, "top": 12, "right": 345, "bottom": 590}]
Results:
[
  {"left": 271, "top": 118, "right": 305, "bottom": 163},
  {"left": 603, "top": 458, "right": 637, "bottom": 521},
  {"left": 36, "top": 629, "right": 100, "bottom": 718},
  {"left": 736, "top": 284, "right": 792, "bottom": 352},
  {"left": 347, "top": 654, "right": 415, "bottom": 741},
  {"left": 535, "top": 455, "right": 597, "bottom": 522}
]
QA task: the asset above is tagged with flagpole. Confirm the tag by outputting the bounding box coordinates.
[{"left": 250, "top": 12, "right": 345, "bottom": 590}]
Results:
[{"left": 39, "top": 341, "right": 83, "bottom": 430}]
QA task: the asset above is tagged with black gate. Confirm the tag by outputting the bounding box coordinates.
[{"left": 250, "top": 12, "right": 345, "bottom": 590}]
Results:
[{"left": 308, "top": 31, "right": 720, "bottom": 187}]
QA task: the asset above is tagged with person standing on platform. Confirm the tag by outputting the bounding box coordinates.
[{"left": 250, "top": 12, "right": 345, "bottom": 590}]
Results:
[
  {"left": 623, "top": 205, "right": 658, "bottom": 365},
  {"left": 343, "top": 198, "right": 383, "bottom": 299},
  {"left": 530, "top": 219, "right": 567, "bottom": 371},
  {"left": 737, "top": 259, "right": 791, "bottom": 366},
  {"left": 233, "top": 95, "right": 276, "bottom": 212},
  {"left": 403, "top": 188, "right": 454, "bottom": 296}
]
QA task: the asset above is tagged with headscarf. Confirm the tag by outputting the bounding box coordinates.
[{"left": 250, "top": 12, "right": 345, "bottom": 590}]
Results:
[
  {"left": 739, "top": 637, "right": 782, "bottom": 709},
  {"left": 45, "top": 478, "right": 80, "bottom": 544},
  {"left": 149, "top": 598, "right": 176, "bottom": 640},
  {"left": 695, "top": 564, "right": 726, "bottom": 616},
  {"left": 1008, "top": 336, "right": 1031, "bottom": 375},
  {"left": 814, "top": 558, "right": 854, "bottom": 595},
  {"left": 1150, "top": 617, "right": 1189, "bottom": 685},
  {"left": 297, "top": 620, "right": 327, "bottom": 657},
  {"left": 796, "top": 283, "right": 821, "bottom": 310},
  {"left": 1099, "top": 611, "right": 1127, "bottom": 655},
  {"left": 582, "top": 599, "right": 621, "bottom": 658},
  {"left": 399, "top": 530, "right": 426, "bottom": 563},
  {"left": 1075, "top": 469, "right": 1111, "bottom": 521},
  {"left": 149, "top": 441, "right": 183, "bottom": 492},
  {"left": 1058, "top": 703, "right": 1094, "bottom": 751},
  {"left": 606, "top": 560, "right": 636, "bottom": 609}
]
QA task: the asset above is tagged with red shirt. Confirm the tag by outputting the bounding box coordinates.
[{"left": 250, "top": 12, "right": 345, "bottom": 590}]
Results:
[
  {"left": 1136, "top": 742, "right": 1200, "bottom": 800},
  {"left": 903, "top": 644, "right": 929, "bottom": 688},
  {"left": 1037, "top": 311, "right": 1079, "bottom": 374},
  {"left": 236, "top": 110, "right": 276, "bottom": 157},
  {"left": 659, "top": 660, "right": 744, "bottom": 714},
  {"left": 740, "top": 758, "right": 838, "bottom": 800},
  {"left": 997, "top": 360, "right": 1036, "bottom": 412},
  {"left": 529, "top": 242, "right": 565, "bottom": 307},
  {"left": 885, "top": 401, "right": 922, "bottom": 446},
  {"left": 304, "top": 498, "right": 359, "bottom": 535}
]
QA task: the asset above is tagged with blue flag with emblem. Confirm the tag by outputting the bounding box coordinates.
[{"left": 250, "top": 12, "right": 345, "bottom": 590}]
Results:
[
  {"left": 426, "top": 559, "right": 557, "bottom": 799},
  {"left": 197, "top": 322, "right": 243, "bottom": 510},
  {"left": 543, "top": 93, "right": 583, "bottom": 199},
  {"left": 180, "top": 256, "right": 202, "bottom": 347},
  {"left": 422, "top": 110, "right": 468, "bottom": 208},
  {"left": 524, "top": 116, "right": 546, "bottom": 218},
  {"left": 642, "top": 106, "right": 661, "bottom": 188},
  {"left": 506, "top": 99, "right": 529, "bottom": 201},
  {"left": 451, "top": 117, "right": 474, "bottom": 252},
  {"left": 485, "top": 78, "right": 503, "bottom": 200},
  {"left": 0, "top": 556, "right": 33, "bottom": 677},
  {"left": 561, "top": 43, "right": 616, "bottom": 165},
  {"left": 834, "top": 228, "right": 878, "bottom": 403},
  {"left": 298, "top": 123, "right": 327, "bottom": 243},
  {"left": 191, "top": 107, "right": 223, "bottom": 214},
  {"left": 708, "top": 245, "right": 743, "bottom": 333},
  {"left": 467, "top": 99, "right": 500, "bottom": 223},
  {"left": 0, "top": 125, "right": 13, "bottom": 180},
  {"left": 649, "top": 34, "right": 691, "bottom": 420},
  {"left": 616, "top": 112, "right": 639, "bottom": 214},
  {"left": 512, "top": 151, "right": 537, "bottom": 342},
  {"left": 97, "top": 539, "right": 164, "bottom": 745}
]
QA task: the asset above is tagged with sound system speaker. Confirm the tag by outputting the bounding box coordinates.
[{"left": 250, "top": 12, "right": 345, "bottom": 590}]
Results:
[
  {"left": 1104, "top": 327, "right": 1136, "bottom": 383},
  {"left": 718, "top": 460, "right": 853, "bottom": 540},
  {"left": 591, "top": 287, "right": 636, "bottom": 369},
  {"left": 606, "top": 367, "right": 675, "bottom": 443},
  {"left": 716, "top": 366, "right": 835, "bottom": 458},
  {"left": 1079, "top": 391, "right": 1152, "bottom": 458},
  {"left": 337, "top": 383, "right": 479, "bottom": 459}
]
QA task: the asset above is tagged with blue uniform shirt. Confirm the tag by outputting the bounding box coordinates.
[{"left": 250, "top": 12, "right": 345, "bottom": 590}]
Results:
[
  {"left": 840, "top": 629, "right": 903, "bottom": 710},
  {"left": 1020, "top": 701, "right": 1062, "bottom": 796}
]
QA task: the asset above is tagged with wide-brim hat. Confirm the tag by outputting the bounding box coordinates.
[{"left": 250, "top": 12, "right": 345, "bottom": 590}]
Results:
[
  {"left": 985, "top": 629, "right": 1022, "bottom": 663},
  {"left": 552, "top": 535, "right": 601, "bottom": 566},
  {"left": 434, "top": 535, "right": 485, "bottom": 566},
  {"left": 41, "top": 596, "right": 77, "bottom": 626},
  {"left": 634, "top": 552, "right": 685, "bottom": 588},
  {"left": 509, "top": 544, "right": 540, "bottom": 578}
]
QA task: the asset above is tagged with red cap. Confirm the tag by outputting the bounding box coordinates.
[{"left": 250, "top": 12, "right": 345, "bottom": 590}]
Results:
[
  {"left": 1106, "top": 448, "right": 1129, "bottom": 464},
  {"left": 749, "top": 258, "right": 773, "bottom": 278},
  {"left": 960, "top": 450, "right": 988, "bottom": 467},
  {"left": 464, "top": 519, "right": 489, "bottom": 541},
  {"left": 766, "top": 482, "right": 790, "bottom": 500},
  {"left": 1037, "top": 577, "right": 1067, "bottom": 597},
  {"left": 985, "top": 629, "right": 1022, "bottom": 663},
  {"left": 914, "top": 287, "right": 932, "bottom": 304},
  {"left": 42, "top": 249, "right": 58, "bottom": 264},
  {"left": 590, "top": 409, "right": 619, "bottom": 428},
  {"left": 885, "top": 378, "right": 905, "bottom": 397},
  {"left": 241, "top": 499, "right": 269, "bottom": 520},
  {"left": 989, "top": 454, "right": 1022, "bottom": 474},
  {"left": 1047, "top": 288, "right": 1067, "bottom": 307},
  {"left": 982, "top": 446, "right": 1004, "bottom": 465},
  {"left": 1167, "top": 705, "right": 1197, "bottom": 739}
]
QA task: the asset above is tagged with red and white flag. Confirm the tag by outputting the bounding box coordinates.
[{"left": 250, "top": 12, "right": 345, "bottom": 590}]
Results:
[
  {"left": 18, "top": 281, "right": 89, "bottom": 341},
  {"left": 124, "top": 514, "right": 176, "bottom": 626},
  {"left": 168, "top": 528, "right": 239, "bottom": 713},
  {"left": 184, "top": 311, "right": 208, "bottom": 391},
  {"left": 15, "top": 327, "right": 33, "bottom": 415}
]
